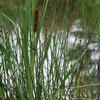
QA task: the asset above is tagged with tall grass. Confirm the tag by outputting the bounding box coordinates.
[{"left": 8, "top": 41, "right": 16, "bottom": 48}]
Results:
[{"left": 0, "top": 0, "right": 100, "bottom": 100}]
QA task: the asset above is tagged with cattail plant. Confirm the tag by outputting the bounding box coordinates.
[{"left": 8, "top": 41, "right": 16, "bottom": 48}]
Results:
[{"left": 0, "top": 0, "right": 100, "bottom": 100}]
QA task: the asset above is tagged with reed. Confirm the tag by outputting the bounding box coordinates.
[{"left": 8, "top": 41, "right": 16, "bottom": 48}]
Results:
[{"left": 0, "top": 0, "right": 100, "bottom": 100}]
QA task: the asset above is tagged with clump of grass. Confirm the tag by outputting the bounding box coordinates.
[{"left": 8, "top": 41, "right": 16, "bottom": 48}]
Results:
[
  {"left": 0, "top": 0, "right": 100, "bottom": 100},
  {"left": 0, "top": 0, "right": 71, "bottom": 99}
]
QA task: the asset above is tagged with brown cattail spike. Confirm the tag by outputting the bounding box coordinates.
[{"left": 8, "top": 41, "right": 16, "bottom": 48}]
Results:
[{"left": 33, "top": 8, "right": 39, "bottom": 32}]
